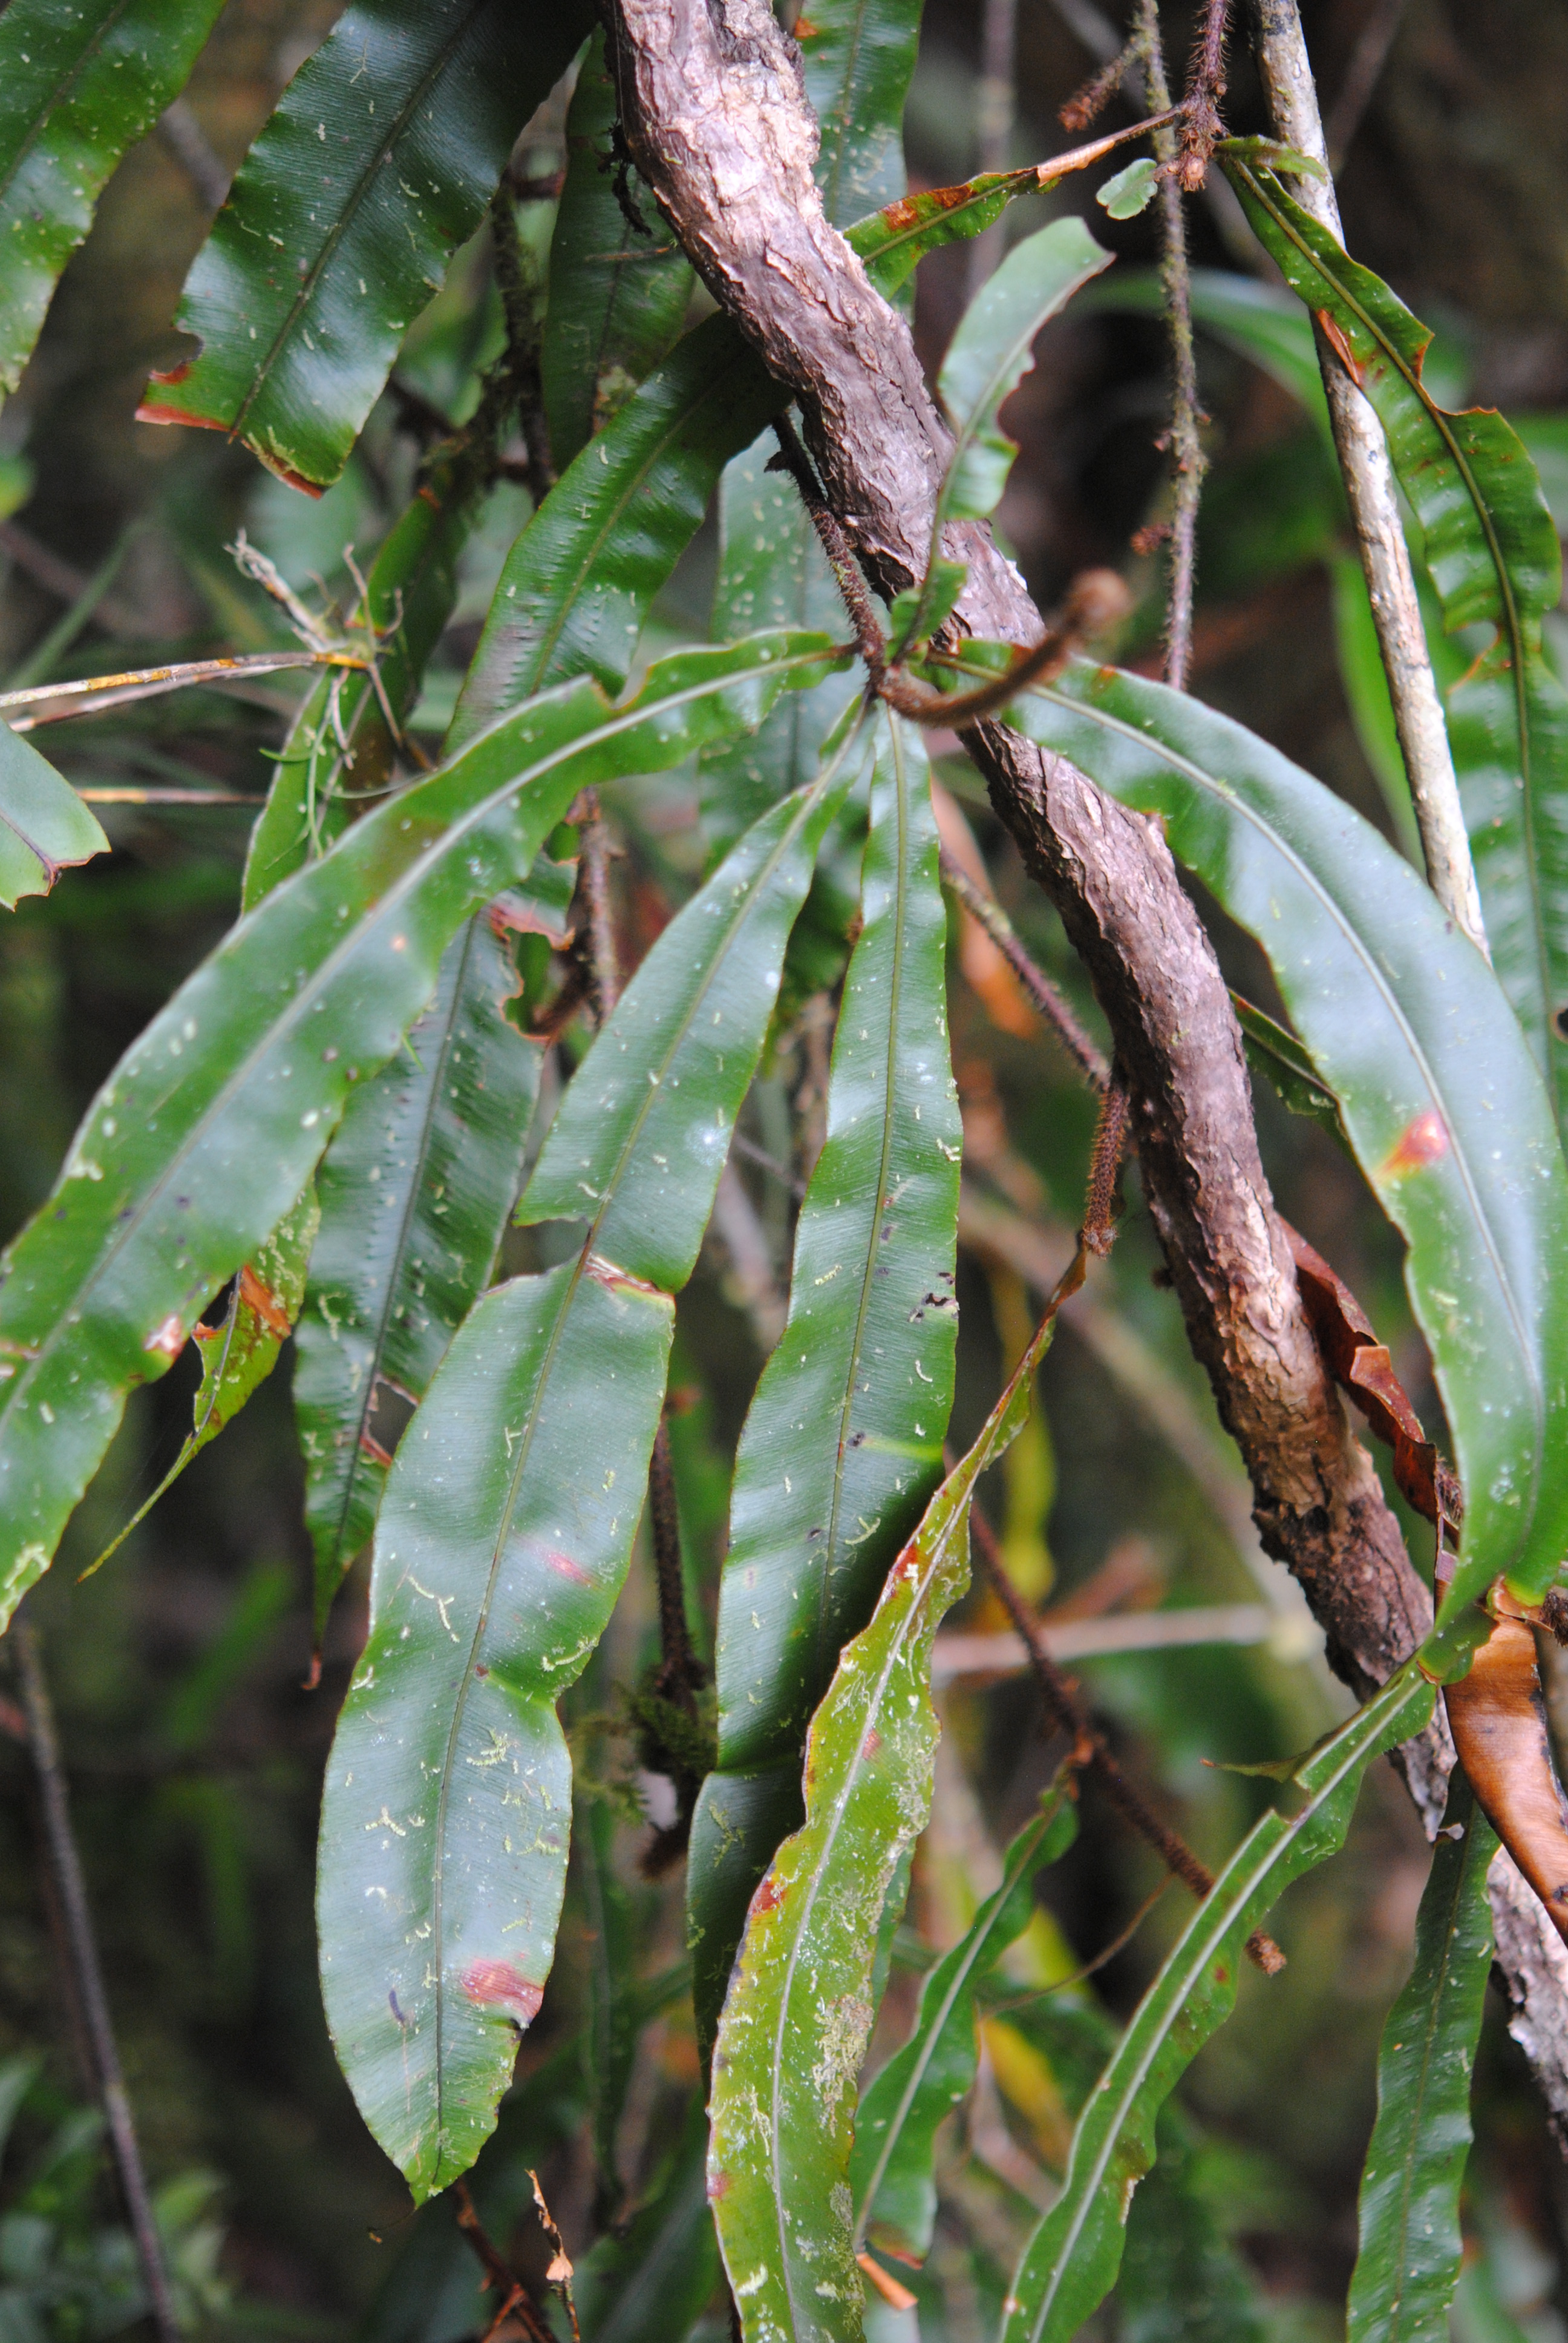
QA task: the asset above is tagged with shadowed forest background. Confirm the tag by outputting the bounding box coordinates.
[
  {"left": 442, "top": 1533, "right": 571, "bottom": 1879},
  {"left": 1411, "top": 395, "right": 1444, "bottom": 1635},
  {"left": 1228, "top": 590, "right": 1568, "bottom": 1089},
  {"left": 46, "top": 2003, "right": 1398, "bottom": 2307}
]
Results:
[{"left": 2, "top": 1, "right": 1567, "bottom": 2335}]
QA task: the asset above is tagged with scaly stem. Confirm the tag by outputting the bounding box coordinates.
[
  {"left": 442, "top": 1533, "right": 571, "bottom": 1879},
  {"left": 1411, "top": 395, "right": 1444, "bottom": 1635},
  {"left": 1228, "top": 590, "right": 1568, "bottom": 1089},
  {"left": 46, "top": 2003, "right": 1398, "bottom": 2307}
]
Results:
[
  {"left": 1244, "top": 0, "right": 1487, "bottom": 955},
  {"left": 13, "top": 1615, "right": 182, "bottom": 2343}
]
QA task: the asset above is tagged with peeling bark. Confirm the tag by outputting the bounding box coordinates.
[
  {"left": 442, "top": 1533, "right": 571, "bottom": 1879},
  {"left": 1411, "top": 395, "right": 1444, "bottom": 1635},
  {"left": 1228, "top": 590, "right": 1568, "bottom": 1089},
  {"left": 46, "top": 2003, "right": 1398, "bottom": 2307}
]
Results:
[{"left": 603, "top": 0, "right": 1568, "bottom": 2120}]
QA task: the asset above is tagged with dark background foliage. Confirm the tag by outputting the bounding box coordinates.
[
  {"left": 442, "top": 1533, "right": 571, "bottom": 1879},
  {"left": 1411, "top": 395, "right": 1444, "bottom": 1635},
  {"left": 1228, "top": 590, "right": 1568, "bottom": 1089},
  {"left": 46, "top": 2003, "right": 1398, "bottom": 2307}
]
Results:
[{"left": 1, "top": 1, "right": 1566, "bottom": 2334}]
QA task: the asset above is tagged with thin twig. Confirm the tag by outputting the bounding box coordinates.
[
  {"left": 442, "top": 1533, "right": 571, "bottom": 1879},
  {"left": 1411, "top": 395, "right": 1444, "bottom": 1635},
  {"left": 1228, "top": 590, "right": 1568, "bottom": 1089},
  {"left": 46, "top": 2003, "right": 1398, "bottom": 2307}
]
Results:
[
  {"left": 648, "top": 1423, "right": 705, "bottom": 1711},
  {"left": 13, "top": 1616, "right": 183, "bottom": 2342},
  {"left": 1080, "top": 1078, "right": 1129, "bottom": 1253},
  {"left": 936, "top": 850, "right": 1110, "bottom": 1088},
  {"left": 577, "top": 791, "right": 621, "bottom": 1024},
  {"left": 968, "top": 0, "right": 1019, "bottom": 297},
  {"left": 769, "top": 415, "right": 886, "bottom": 676},
  {"left": 966, "top": 1506, "right": 1285, "bottom": 1974},
  {"left": 1133, "top": 0, "right": 1207, "bottom": 689},
  {"left": 74, "top": 788, "right": 258, "bottom": 806},
  {"left": 990, "top": 1874, "right": 1174, "bottom": 2005},
  {"left": 1060, "top": 38, "right": 1142, "bottom": 133},
  {"left": 1243, "top": 0, "right": 1487, "bottom": 957},
  {"left": 0, "top": 648, "right": 362, "bottom": 732},
  {"left": 885, "top": 567, "right": 1130, "bottom": 726},
  {"left": 1324, "top": 0, "right": 1405, "bottom": 169},
  {"left": 451, "top": 2180, "right": 554, "bottom": 2343},
  {"left": 1178, "top": 0, "right": 1232, "bottom": 185}
]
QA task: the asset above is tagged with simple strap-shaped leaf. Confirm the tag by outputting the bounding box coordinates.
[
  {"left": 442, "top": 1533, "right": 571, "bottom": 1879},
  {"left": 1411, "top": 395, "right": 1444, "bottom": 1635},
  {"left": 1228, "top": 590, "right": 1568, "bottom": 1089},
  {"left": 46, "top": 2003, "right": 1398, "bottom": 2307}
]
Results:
[
  {"left": 0, "top": 632, "right": 831, "bottom": 1627},
  {"left": 851, "top": 1791, "right": 1079, "bottom": 2265},
  {"left": 688, "top": 715, "right": 962, "bottom": 2054},
  {"left": 318, "top": 723, "right": 860, "bottom": 2195},
  {"left": 541, "top": 30, "right": 694, "bottom": 474},
  {"left": 938, "top": 218, "right": 1112, "bottom": 524},
  {"left": 0, "top": 0, "right": 227, "bottom": 398},
  {"left": 708, "top": 1249, "right": 1071, "bottom": 2343},
  {"left": 295, "top": 909, "right": 551, "bottom": 1642},
  {"left": 849, "top": 169, "right": 1047, "bottom": 301},
  {"left": 800, "top": 0, "right": 922, "bottom": 229},
  {"left": 897, "top": 221, "right": 1110, "bottom": 650},
  {"left": 1001, "top": 658, "right": 1568, "bottom": 1650},
  {"left": 140, "top": 0, "right": 592, "bottom": 491},
  {"left": 1226, "top": 162, "right": 1568, "bottom": 1136},
  {"left": 1347, "top": 1774, "right": 1497, "bottom": 2343},
  {"left": 0, "top": 721, "right": 107, "bottom": 909},
  {"left": 450, "top": 313, "right": 788, "bottom": 747},
  {"left": 1001, "top": 1663, "right": 1436, "bottom": 2343},
  {"left": 702, "top": 431, "right": 861, "bottom": 857}
]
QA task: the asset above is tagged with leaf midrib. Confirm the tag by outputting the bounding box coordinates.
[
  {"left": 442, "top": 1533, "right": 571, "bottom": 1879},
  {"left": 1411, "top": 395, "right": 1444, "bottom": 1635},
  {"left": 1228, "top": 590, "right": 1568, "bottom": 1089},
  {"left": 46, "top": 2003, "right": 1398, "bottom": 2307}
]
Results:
[
  {"left": 0, "top": 0, "right": 140, "bottom": 220},
  {"left": 228, "top": 0, "right": 494, "bottom": 445}
]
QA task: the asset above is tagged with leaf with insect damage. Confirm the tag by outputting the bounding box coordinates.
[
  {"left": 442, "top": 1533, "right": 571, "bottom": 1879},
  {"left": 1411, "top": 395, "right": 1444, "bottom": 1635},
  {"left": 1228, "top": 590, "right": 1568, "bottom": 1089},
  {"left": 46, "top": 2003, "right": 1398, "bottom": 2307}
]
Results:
[
  {"left": 1347, "top": 1772, "right": 1497, "bottom": 2343},
  {"left": 1001, "top": 656, "right": 1568, "bottom": 1657},
  {"left": 0, "top": 0, "right": 227, "bottom": 399},
  {"left": 317, "top": 711, "right": 860, "bottom": 2196},
  {"left": 541, "top": 29, "right": 694, "bottom": 473},
  {"left": 687, "top": 713, "right": 962, "bottom": 2058},
  {"left": 851, "top": 1789, "right": 1079, "bottom": 2267},
  {"left": 0, "top": 632, "right": 834, "bottom": 1632},
  {"left": 1224, "top": 162, "right": 1568, "bottom": 1148},
  {"left": 1001, "top": 1663, "right": 1435, "bottom": 2343},
  {"left": 140, "top": 0, "right": 592, "bottom": 490},
  {"left": 0, "top": 721, "right": 107, "bottom": 910},
  {"left": 895, "top": 220, "right": 1110, "bottom": 650},
  {"left": 708, "top": 1256, "right": 1076, "bottom": 2343}
]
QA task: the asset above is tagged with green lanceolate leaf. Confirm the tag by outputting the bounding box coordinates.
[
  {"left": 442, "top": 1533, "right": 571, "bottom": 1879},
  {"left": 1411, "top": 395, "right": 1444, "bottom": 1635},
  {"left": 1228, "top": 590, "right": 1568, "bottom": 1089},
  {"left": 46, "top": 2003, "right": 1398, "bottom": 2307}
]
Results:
[
  {"left": 0, "top": 632, "right": 832, "bottom": 1628},
  {"left": 1001, "top": 658, "right": 1568, "bottom": 1649},
  {"left": 140, "top": 0, "right": 592, "bottom": 490},
  {"left": 451, "top": 313, "right": 788, "bottom": 747},
  {"left": 1002, "top": 1664, "right": 1436, "bottom": 2343},
  {"left": 798, "top": 0, "right": 924, "bottom": 229},
  {"left": 851, "top": 1790, "right": 1079, "bottom": 2265},
  {"left": 85, "top": 1182, "right": 321, "bottom": 1581},
  {"left": 317, "top": 712, "right": 858, "bottom": 2195},
  {"left": 0, "top": 0, "right": 227, "bottom": 399},
  {"left": 541, "top": 30, "right": 694, "bottom": 473},
  {"left": 687, "top": 715, "right": 962, "bottom": 2055},
  {"left": 1347, "top": 1774, "right": 1498, "bottom": 2343},
  {"left": 318, "top": 1254, "right": 675, "bottom": 2200},
  {"left": 702, "top": 431, "right": 861, "bottom": 856},
  {"left": 1225, "top": 162, "right": 1568, "bottom": 1134},
  {"left": 1230, "top": 992, "right": 1350, "bottom": 1150},
  {"left": 295, "top": 911, "right": 546, "bottom": 1644},
  {"left": 0, "top": 723, "right": 107, "bottom": 909},
  {"left": 708, "top": 1260, "right": 1073, "bottom": 2343},
  {"left": 938, "top": 218, "right": 1112, "bottom": 523},
  {"left": 897, "top": 220, "right": 1109, "bottom": 650}
]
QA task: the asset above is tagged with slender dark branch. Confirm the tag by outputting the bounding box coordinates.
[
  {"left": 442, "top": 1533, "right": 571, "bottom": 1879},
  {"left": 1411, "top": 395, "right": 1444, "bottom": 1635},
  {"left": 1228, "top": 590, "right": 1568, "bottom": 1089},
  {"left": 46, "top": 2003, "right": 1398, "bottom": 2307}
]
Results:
[
  {"left": 577, "top": 791, "right": 621, "bottom": 1026},
  {"left": 648, "top": 1423, "right": 705, "bottom": 1711},
  {"left": 937, "top": 850, "right": 1111, "bottom": 1087},
  {"left": 1133, "top": 0, "right": 1207, "bottom": 688},
  {"left": 451, "top": 2180, "right": 555, "bottom": 2343},
  {"left": 1178, "top": 0, "right": 1232, "bottom": 185},
  {"left": 968, "top": 0, "right": 1019, "bottom": 296},
  {"left": 769, "top": 414, "right": 886, "bottom": 676},
  {"left": 489, "top": 193, "right": 555, "bottom": 509},
  {"left": 884, "top": 566, "right": 1129, "bottom": 726},
  {"left": 1081, "top": 1079, "right": 1130, "bottom": 1254},
  {"left": 968, "top": 1506, "right": 1284, "bottom": 1973},
  {"left": 1060, "top": 37, "right": 1142, "bottom": 132},
  {"left": 13, "top": 1616, "right": 183, "bottom": 2343}
]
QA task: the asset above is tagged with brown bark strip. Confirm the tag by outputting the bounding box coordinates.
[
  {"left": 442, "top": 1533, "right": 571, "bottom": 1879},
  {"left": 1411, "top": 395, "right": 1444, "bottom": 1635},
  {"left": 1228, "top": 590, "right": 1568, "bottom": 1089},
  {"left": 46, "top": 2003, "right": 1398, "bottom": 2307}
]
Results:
[{"left": 603, "top": 0, "right": 1568, "bottom": 2118}]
